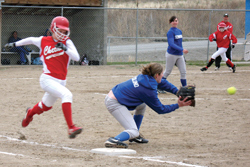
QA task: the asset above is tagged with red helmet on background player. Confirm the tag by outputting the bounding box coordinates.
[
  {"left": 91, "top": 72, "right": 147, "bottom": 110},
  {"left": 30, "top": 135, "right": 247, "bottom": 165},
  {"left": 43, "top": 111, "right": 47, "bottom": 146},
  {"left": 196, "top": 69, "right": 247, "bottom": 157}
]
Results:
[
  {"left": 218, "top": 22, "right": 226, "bottom": 32},
  {"left": 50, "top": 16, "right": 70, "bottom": 41}
]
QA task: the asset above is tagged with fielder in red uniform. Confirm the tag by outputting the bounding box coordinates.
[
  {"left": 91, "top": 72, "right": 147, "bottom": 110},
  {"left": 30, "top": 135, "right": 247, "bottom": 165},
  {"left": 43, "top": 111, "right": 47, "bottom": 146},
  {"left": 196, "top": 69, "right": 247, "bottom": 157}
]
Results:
[
  {"left": 200, "top": 22, "right": 237, "bottom": 73},
  {"left": 5, "top": 16, "right": 82, "bottom": 138}
]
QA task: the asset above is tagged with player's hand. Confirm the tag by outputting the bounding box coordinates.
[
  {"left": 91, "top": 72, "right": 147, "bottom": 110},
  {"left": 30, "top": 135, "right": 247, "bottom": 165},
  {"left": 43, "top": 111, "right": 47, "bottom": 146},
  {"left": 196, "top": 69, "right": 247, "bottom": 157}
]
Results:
[
  {"left": 232, "top": 44, "right": 235, "bottom": 49},
  {"left": 55, "top": 42, "right": 67, "bottom": 51},
  {"left": 183, "top": 49, "right": 188, "bottom": 54},
  {"left": 212, "top": 39, "right": 217, "bottom": 41},
  {"left": 4, "top": 43, "right": 15, "bottom": 49},
  {"left": 177, "top": 96, "right": 192, "bottom": 107}
]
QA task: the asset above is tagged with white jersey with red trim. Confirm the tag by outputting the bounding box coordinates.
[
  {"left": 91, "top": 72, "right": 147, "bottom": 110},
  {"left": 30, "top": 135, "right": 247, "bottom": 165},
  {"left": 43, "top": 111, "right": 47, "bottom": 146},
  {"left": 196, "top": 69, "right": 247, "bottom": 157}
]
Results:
[{"left": 15, "top": 36, "right": 80, "bottom": 80}]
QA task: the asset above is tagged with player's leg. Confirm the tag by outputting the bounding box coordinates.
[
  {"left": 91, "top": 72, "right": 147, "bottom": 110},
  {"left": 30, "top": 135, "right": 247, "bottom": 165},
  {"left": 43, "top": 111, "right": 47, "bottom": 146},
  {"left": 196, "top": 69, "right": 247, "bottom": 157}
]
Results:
[
  {"left": 22, "top": 93, "right": 55, "bottom": 127},
  {"left": 159, "top": 52, "right": 176, "bottom": 93},
  {"left": 22, "top": 74, "right": 57, "bottom": 127},
  {"left": 176, "top": 56, "right": 187, "bottom": 86},
  {"left": 221, "top": 51, "right": 235, "bottom": 72},
  {"left": 23, "top": 74, "right": 82, "bottom": 138},
  {"left": 201, "top": 48, "right": 225, "bottom": 71},
  {"left": 163, "top": 52, "right": 176, "bottom": 79},
  {"left": 42, "top": 76, "right": 82, "bottom": 138},
  {"left": 129, "top": 103, "right": 148, "bottom": 143},
  {"left": 215, "top": 46, "right": 221, "bottom": 70},
  {"left": 133, "top": 103, "right": 146, "bottom": 130},
  {"left": 104, "top": 96, "right": 139, "bottom": 148},
  {"left": 215, "top": 56, "right": 222, "bottom": 70},
  {"left": 226, "top": 43, "right": 232, "bottom": 69}
]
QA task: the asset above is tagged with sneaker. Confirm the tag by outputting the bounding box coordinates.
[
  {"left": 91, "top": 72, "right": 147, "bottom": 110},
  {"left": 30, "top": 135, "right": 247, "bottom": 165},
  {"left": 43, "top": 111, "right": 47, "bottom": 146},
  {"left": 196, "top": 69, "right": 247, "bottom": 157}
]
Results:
[
  {"left": 22, "top": 107, "right": 33, "bottom": 127},
  {"left": 129, "top": 135, "right": 149, "bottom": 144},
  {"left": 200, "top": 67, "right": 207, "bottom": 71},
  {"left": 232, "top": 65, "right": 236, "bottom": 73},
  {"left": 68, "top": 126, "right": 82, "bottom": 139},
  {"left": 215, "top": 67, "right": 220, "bottom": 71},
  {"left": 157, "top": 89, "right": 166, "bottom": 94},
  {"left": 104, "top": 137, "right": 128, "bottom": 148},
  {"left": 229, "top": 67, "right": 233, "bottom": 71}
]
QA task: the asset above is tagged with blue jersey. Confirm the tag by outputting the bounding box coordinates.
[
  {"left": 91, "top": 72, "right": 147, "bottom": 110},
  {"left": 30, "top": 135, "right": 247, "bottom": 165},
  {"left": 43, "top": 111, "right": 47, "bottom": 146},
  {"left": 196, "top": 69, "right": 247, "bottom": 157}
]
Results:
[
  {"left": 167, "top": 27, "right": 183, "bottom": 55},
  {"left": 112, "top": 74, "right": 179, "bottom": 114}
]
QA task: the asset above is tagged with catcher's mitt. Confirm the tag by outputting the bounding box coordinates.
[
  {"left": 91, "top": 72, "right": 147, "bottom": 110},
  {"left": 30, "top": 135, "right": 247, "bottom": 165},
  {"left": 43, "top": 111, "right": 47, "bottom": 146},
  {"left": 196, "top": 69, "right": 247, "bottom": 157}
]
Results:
[{"left": 176, "top": 85, "right": 196, "bottom": 107}]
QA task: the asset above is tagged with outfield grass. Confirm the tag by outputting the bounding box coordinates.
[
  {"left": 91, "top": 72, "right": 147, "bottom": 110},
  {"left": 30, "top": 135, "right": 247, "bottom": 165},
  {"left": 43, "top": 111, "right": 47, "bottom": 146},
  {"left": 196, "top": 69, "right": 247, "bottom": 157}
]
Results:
[{"left": 107, "top": 60, "right": 250, "bottom": 66}]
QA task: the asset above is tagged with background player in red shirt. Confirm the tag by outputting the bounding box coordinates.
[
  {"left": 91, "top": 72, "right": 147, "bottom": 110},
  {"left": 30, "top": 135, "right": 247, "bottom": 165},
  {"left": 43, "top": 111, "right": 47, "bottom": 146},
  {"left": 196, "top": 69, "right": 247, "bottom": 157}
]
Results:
[
  {"left": 200, "top": 22, "right": 237, "bottom": 73},
  {"left": 5, "top": 16, "right": 82, "bottom": 139},
  {"left": 215, "top": 13, "right": 234, "bottom": 71}
]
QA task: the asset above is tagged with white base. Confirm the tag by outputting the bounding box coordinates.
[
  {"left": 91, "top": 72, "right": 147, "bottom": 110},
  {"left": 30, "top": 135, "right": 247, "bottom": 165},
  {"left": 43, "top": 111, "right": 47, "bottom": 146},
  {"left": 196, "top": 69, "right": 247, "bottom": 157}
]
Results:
[{"left": 90, "top": 148, "right": 136, "bottom": 156}]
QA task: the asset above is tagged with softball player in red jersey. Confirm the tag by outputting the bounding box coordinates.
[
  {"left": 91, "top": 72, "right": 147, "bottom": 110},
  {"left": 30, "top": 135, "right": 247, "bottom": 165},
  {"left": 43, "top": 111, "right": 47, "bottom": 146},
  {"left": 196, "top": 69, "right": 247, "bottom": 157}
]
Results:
[
  {"left": 215, "top": 13, "right": 234, "bottom": 70},
  {"left": 200, "top": 22, "right": 237, "bottom": 73},
  {"left": 5, "top": 16, "right": 82, "bottom": 138}
]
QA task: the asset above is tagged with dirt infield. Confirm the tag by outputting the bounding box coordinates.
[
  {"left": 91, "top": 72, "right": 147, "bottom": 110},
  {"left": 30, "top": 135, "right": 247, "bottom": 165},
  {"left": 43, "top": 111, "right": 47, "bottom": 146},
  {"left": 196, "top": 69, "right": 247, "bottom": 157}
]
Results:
[{"left": 0, "top": 65, "right": 249, "bottom": 167}]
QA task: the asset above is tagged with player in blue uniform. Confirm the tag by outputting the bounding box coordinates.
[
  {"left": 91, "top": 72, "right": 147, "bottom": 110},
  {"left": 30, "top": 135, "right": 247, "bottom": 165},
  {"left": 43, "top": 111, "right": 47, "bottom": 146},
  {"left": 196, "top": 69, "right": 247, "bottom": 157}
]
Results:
[
  {"left": 104, "top": 63, "right": 192, "bottom": 148},
  {"left": 164, "top": 16, "right": 188, "bottom": 87}
]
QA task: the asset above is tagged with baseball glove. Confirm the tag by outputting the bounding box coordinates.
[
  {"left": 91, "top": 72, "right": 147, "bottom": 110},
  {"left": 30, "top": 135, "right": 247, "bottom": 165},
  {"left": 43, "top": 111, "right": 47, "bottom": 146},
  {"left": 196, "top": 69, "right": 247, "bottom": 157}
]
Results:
[{"left": 176, "top": 85, "right": 196, "bottom": 107}]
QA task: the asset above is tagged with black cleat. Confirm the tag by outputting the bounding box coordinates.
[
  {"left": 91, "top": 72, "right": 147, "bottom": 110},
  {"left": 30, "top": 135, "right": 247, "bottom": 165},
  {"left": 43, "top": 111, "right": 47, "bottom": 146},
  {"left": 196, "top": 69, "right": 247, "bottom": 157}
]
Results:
[
  {"left": 129, "top": 135, "right": 148, "bottom": 144},
  {"left": 200, "top": 67, "right": 207, "bottom": 72},
  {"left": 232, "top": 65, "right": 236, "bottom": 73},
  {"left": 105, "top": 137, "right": 128, "bottom": 148}
]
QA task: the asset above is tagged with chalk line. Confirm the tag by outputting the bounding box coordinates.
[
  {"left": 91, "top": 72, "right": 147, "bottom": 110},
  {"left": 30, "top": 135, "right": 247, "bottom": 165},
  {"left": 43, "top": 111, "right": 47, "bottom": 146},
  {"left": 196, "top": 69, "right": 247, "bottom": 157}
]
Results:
[
  {"left": 0, "top": 151, "right": 25, "bottom": 157},
  {"left": 0, "top": 134, "right": 207, "bottom": 167},
  {"left": 0, "top": 134, "right": 88, "bottom": 152}
]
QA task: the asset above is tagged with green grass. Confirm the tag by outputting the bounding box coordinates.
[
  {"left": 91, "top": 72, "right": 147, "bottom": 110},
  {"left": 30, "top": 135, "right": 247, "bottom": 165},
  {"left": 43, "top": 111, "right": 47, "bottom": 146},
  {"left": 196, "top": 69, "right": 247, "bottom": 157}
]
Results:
[
  {"left": 107, "top": 60, "right": 250, "bottom": 66},
  {"left": 107, "top": 61, "right": 156, "bottom": 65},
  {"left": 107, "top": 61, "right": 204, "bottom": 66}
]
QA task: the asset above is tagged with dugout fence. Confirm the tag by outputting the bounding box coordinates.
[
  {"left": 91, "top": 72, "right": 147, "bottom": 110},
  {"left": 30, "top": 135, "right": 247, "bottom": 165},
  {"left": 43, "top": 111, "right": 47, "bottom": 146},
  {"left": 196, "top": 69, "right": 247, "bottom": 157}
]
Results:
[{"left": 0, "top": 6, "right": 249, "bottom": 65}]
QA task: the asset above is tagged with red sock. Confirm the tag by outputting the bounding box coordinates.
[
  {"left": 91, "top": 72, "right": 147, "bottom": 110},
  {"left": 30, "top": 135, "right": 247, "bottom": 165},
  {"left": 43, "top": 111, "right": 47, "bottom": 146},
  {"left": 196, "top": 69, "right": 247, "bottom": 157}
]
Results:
[
  {"left": 62, "top": 103, "right": 74, "bottom": 129},
  {"left": 226, "top": 59, "right": 234, "bottom": 67},
  {"left": 28, "top": 102, "right": 52, "bottom": 117},
  {"left": 28, "top": 102, "right": 43, "bottom": 117}
]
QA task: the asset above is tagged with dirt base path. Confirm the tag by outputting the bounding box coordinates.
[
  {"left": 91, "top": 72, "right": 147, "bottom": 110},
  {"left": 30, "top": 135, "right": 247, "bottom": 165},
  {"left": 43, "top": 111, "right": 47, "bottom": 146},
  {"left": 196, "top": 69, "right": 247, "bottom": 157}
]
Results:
[{"left": 0, "top": 65, "right": 249, "bottom": 167}]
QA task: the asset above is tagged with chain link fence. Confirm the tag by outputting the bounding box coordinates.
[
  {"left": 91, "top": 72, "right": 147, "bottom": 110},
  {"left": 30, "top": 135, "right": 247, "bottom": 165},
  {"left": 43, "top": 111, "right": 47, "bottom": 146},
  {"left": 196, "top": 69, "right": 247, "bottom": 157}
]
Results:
[
  {"left": 0, "top": 6, "right": 247, "bottom": 65},
  {"left": 107, "top": 8, "right": 246, "bottom": 64}
]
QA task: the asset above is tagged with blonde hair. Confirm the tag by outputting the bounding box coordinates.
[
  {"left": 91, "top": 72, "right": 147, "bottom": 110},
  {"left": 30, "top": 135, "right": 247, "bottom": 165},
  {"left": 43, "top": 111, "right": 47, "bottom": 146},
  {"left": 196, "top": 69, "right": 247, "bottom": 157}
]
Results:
[{"left": 141, "top": 63, "right": 163, "bottom": 77}]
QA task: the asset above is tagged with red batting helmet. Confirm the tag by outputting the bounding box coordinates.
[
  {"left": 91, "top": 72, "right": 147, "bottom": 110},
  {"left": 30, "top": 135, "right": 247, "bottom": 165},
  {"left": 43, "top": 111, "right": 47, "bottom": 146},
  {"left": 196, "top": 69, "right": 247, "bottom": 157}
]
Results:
[
  {"left": 50, "top": 16, "right": 70, "bottom": 41},
  {"left": 218, "top": 22, "right": 226, "bottom": 28}
]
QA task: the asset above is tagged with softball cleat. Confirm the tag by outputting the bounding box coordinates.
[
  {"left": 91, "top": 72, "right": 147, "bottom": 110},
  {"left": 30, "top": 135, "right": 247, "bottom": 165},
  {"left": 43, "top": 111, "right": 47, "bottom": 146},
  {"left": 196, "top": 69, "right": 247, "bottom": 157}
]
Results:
[
  {"left": 68, "top": 126, "right": 82, "bottom": 139},
  {"left": 105, "top": 137, "right": 128, "bottom": 148},
  {"left": 22, "top": 107, "right": 33, "bottom": 127},
  {"left": 129, "top": 135, "right": 149, "bottom": 144}
]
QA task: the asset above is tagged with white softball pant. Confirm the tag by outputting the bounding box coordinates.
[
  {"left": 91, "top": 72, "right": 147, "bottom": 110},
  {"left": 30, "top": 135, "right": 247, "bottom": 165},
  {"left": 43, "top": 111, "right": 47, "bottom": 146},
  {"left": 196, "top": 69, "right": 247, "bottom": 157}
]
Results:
[
  {"left": 163, "top": 52, "right": 186, "bottom": 79},
  {"left": 211, "top": 47, "right": 228, "bottom": 61},
  {"left": 39, "top": 73, "right": 73, "bottom": 107},
  {"left": 105, "top": 95, "right": 146, "bottom": 139}
]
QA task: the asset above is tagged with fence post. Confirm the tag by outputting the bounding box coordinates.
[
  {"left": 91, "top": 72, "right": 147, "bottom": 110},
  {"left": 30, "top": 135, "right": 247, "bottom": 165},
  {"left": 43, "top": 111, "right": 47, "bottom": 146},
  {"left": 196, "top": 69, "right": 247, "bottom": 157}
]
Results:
[
  {"left": 206, "top": 10, "right": 213, "bottom": 63},
  {"left": 245, "top": 0, "right": 250, "bottom": 39},
  {"left": 61, "top": 7, "right": 64, "bottom": 16},
  {"left": 0, "top": 6, "right": 1, "bottom": 66},
  {"left": 108, "top": 37, "right": 110, "bottom": 61},
  {"left": 135, "top": 1, "right": 139, "bottom": 65}
]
